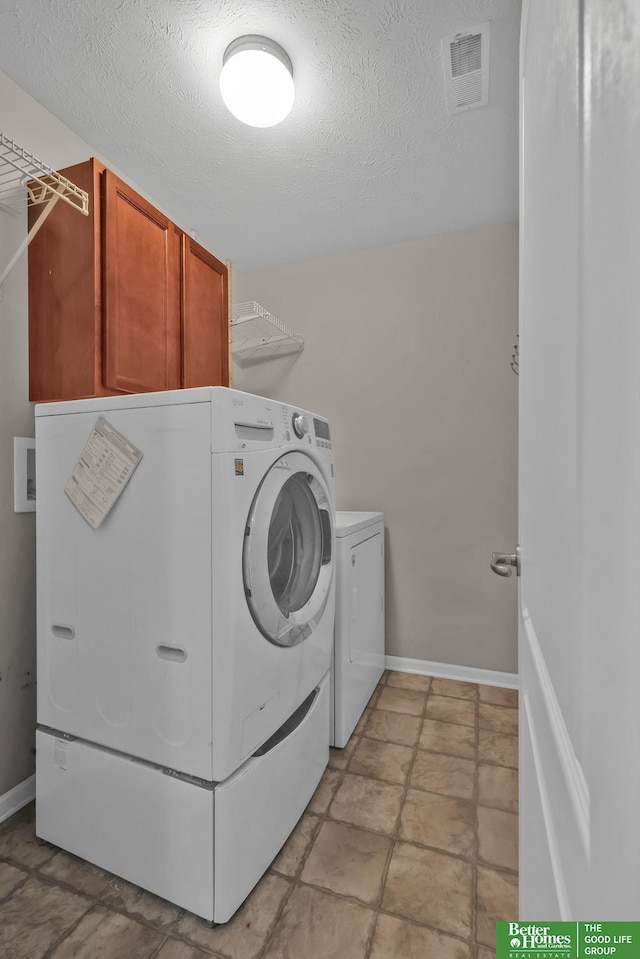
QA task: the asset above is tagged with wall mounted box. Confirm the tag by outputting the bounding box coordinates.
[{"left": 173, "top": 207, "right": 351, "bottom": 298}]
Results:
[{"left": 13, "top": 437, "right": 36, "bottom": 512}]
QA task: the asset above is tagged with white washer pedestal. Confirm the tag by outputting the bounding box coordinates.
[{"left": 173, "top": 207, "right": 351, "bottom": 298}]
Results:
[{"left": 332, "top": 512, "right": 385, "bottom": 747}]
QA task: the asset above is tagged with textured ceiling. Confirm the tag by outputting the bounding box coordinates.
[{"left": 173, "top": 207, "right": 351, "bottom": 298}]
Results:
[{"left": 0, "top": 0, "right": 520, "bottom": 269}]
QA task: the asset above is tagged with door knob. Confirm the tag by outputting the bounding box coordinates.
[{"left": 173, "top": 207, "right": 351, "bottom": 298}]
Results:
[{"left": 491, "top": 547, "right": 520, "bottom": 577}]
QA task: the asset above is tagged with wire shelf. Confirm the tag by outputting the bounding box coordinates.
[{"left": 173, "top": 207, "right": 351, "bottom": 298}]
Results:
[
  {"left": 231, "top": 301, "right": 304, "bottom": 361},
  {"left": 0, "top": 133, "right": 89, "bottom": 216},
  {"left": 0, "top": 133, "right": 91, "bottom": 288}
]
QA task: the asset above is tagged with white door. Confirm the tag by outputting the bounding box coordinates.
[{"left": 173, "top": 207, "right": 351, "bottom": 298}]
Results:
[{"left": 518, "top": 0, "right": 640, "bottom": 918}]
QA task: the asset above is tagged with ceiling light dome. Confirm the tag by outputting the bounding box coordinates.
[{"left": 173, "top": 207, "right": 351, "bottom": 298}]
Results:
[{"left": 220, "top": 35, "right": 294, "bottom": 128}]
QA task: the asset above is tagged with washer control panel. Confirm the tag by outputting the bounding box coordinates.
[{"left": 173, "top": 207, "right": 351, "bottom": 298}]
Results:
[
  {"left": 280, "top": 407, "right": 331, "bottom": 449},
  {"left": 292, "top": 412, "right": 308, "bottom": 439},
  {"left": 312, "top": 415, "right": 331, "bottom": 450}
]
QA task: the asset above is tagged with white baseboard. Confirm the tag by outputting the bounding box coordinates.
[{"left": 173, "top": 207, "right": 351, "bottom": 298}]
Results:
[
  {"left": 385, "top": 655, "right": 518, "bottom": 690},
  {"left": 0, "top": 774, "right": 35, "bottom": 825}
]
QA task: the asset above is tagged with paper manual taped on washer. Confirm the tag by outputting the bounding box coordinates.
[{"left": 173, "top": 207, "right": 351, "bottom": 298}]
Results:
[{"left": 65, "top": 416, "right": 143, "bottom": 529}]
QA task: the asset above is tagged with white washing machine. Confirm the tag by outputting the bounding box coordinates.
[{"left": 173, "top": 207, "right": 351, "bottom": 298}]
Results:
[
  {"left": 332, "top": 511, "right": 385, "bottom": 747},
  {"left": 35, "top": 387, "right": 336, "bottom": 922}
]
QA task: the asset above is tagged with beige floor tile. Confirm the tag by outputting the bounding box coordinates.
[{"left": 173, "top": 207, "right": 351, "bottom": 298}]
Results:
[
  {"left": 307, "top": 767, "right": 341, "bottom": 814},
  {"left": 0, "top": 861, "right": 28, "bottom": 900},
  {"left": 176, "top": 873, "right": 290, "bottom": 959},
  {"left": 400, "top": 789, "right": 475, "bottom": 858},
  {"left": 264, "top": 883, "right": 375, "bottom": 959},
  {"left": 354, "top": 708, "right": 373, "bottom": 736},
  {"left": 364, "top": 709, "right": 422, "bottom": 747},
  {"left": 271, "top": 813, "right": 320, "bottom": 878},
  {"left": 419, "top": 719, "right": 475, "bottom": 759},
  {"left": 330, "top": 774, "right": 404, "bottom": 835},
  {"left": 101, "top": 876, "right": 182, "bottom": 928},
  {"left": 156, "top": 940, "right": 214, "bottom": 959},
  {"left": 377, "top": 686, "right": 426, "bottom": 716},
  {"left": 0, "top": 876, "right": 90, "bottom": 959},
  {"left": 370, "top": 913, "right": 472, "bottom": 959},
  {"left": 410, "top": 750, "right": 475, "bottom": 800},
  {"left": 426, "top": 696, "right": 476, "bottom": 728},
  {"left": 328, "top": 736, "right": 357, "bottom": 770},
  {"left": 478, "top": 729, "right": 518, "bottom": 769},
  {"left": 50, "top": 905, "right": 163, "bottom": 958},
  {"left": 430, "top": 678, "right": 478, "bottom": 701},
  {"left": 476, "top": 866, "right": 519, "bottom": 947},
  {"left": 0, "top": 805, "right": 56, "bottom": 869},
  {"left": 478, "top": 765, "right": 518, "bottom": 813},
  {"left": 350, "top": 738, "right": 414, "bottom": 785},
  {"left": 480, "top": 685, "right": 518, "bottom": 708},
  {"left": 479, "top": 704, "right": 518, "bottom": 736},
  {"left": 301, "top": 820, "right": 391, "bottom": 905},
  {"left": 39, "top": 850, "right": 113, "bottom": 897},
  {"left": 386, "top": 671, "right": 431, "bottom": 692},
  {"left": 477, "top": 949, "right": 497, "bottom": 959},
  {"left": 382, "top": 842, "right": 473, "bottom": 938},
  {"left": 477, "top": 807, "right": 518, "bottom": 872}
]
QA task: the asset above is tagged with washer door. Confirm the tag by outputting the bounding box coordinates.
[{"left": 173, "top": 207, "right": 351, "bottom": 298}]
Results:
[{"left": 243, "top": 452, "right": 334, "bottom": 647}]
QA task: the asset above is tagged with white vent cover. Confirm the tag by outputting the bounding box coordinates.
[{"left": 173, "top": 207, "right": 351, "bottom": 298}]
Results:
[{"left": 442, "top": 22, "right": 490, "bottom": 114}]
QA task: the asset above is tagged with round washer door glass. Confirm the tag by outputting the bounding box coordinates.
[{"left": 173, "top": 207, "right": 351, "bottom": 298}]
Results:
[{"left": 243, "top": 452, "right": 333, "bottom": 647}]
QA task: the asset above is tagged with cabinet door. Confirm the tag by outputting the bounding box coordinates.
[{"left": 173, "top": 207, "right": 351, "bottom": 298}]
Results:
[
  {"left": 181, "top": 235, "right": 229, "bottom": 388},
  {"left": 29, "top": 159, "right": 104, "bottom": 402},
  {"left": 103, "top": 170, "right": 181, "bottom": 393}
]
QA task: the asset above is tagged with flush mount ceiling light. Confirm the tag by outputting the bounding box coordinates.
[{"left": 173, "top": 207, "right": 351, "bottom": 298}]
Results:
[{"left": 220, "top": 35, "right": 294, "bottom": 128}]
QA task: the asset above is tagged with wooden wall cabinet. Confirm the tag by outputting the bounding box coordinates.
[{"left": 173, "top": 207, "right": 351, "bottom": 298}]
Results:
[{"left": 29, "top": 158, "right": 229, "bottom": 402}]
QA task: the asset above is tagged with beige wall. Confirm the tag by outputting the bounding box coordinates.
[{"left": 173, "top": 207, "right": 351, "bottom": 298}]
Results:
[
  {"left": 0, "top": 72, "right": 517, "bottom": 803},
  {"left": 0, "top": 72, "right": 216, "bottom": 798},
  {"left": 0, "top": 207, "right": 37, "bottom": 796},
  {"left": 0, "top": 74, "right": 99, "bottom": 796},
  {"left": 234, "top": 223, "right": 519, "bottom": 673}
]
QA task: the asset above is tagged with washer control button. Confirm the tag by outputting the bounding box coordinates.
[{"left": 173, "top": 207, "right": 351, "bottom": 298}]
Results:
[{"left": 292, "top": 412, "right": 308, "bottom": 438}]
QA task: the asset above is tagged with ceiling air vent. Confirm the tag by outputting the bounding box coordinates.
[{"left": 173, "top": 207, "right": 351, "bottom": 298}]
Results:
[{"left": 442, "top": 22, "right": 490, "bottom": 114}]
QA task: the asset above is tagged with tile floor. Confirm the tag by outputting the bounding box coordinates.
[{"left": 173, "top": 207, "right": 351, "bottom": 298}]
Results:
[{"left": 0, "top": 671, "right": 518, "bottom": 959}]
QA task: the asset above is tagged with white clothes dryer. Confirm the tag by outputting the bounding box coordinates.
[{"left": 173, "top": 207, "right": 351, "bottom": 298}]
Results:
[
  {"left": 332, "top": 511, "right": 385, "bottom": 747},
  {"left": 35, "top": 387, "right": 336, "bottom": 782}
]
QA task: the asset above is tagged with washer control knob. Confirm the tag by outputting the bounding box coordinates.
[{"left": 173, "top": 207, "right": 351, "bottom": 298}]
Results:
[{"left": 292, "top": 412, "right": 308, "bottom": 439}]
